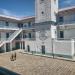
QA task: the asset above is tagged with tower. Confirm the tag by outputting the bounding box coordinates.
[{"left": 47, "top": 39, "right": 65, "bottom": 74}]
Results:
[{"left": 35, "top": 0, "right": 58, "bottom": 23}]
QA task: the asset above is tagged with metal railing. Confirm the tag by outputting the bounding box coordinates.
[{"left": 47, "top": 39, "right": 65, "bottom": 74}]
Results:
[
  {"left": 58, "top": 20, "right": 75, "bottom": 25},
  {"left": 0, "top": 25, "right": 35, "bottom": 30}
]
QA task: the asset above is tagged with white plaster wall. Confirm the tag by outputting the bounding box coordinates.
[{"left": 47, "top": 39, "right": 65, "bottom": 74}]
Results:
[
  {"left": 12, "top": 41, "right": 16, "bottom": 48},
  {"left": 53, "top": 40, "right": 73, "bottom": 56},
  {"left": 25, "top": 40, "right": 36, "bottom": 52},
  {"left": 35, "top": 30, "right": 52, "bottom": 53},
  {"left": 64, "top": 29, "right": 75, "bottom": 39},
  {"left": 25, "top": 29, "right": 52, "bottom": 53}
]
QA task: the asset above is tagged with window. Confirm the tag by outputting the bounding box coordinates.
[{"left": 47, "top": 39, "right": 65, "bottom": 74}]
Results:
[
  {"left": 18, "top": 23, "right": 23, "bottom": 28},
  {"left": 6, "top": 33, "right": 9, "bottom": 38},
  {"left": 23, "top": 34, "right": 27, "bottom": 38},
  {"left": 28, "top": 22, "right": 31, "bottom": 27},
  {"left": 6, "top": 22, "right": 9, "bottom": 26},
  {"left": 41, "top": 11, "right": 44, "bottom": 15},
  {"left": 27, "top": 45, "right": 30, "bottom": 52},
  {"left": 29, "top": 33, "right": 32, "bottom": 38},
  {"left": 59, "top": 31, "right": 64, "bottom": 38},
  {"left": 59, "top": 17, "right": 64, "bottom": 22},
  {"left": 41, "top": 45, "right": 45, "bottom": 54}
]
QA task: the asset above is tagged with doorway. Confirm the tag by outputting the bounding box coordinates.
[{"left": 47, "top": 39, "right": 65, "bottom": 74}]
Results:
[
  {"left": 16, "top": 42, "right": 20, "bottom": 49},
  {"left": 6, "top": 43, "right": 10, "bottom": 52},
  {"left": 41, "top": 45, "right": 45, "bottom": 54},
  {"left": 27, "top": 45, "right": 30, "bottom": 52}
]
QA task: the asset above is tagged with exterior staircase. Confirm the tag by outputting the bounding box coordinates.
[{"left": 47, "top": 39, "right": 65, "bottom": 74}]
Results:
[{"left": 0, "top": 29, "right": 22, "bottom": 47}]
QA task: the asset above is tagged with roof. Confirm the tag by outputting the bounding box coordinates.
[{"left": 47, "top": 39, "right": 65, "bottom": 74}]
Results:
[
  {"left": 59, "top": 6, "right": 75, "bottom": 12},
  {"left": 0, "top": 15, "right": 20, "bottom": 20},
  {"left": 0, "top": 15, "right": 35, "bottom": 21}
]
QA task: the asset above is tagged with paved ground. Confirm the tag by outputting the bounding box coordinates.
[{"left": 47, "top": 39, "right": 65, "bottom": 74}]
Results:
[{"left": 0, "top": 50, "right": 75, "bottom": 75}]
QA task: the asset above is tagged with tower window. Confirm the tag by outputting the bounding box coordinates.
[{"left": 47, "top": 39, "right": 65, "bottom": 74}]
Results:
[{"left": 41, "top": 11, "right": 44, "bottom": 15}]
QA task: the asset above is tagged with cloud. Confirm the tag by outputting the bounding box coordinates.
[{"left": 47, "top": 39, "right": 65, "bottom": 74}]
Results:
[
  {"left": 0, "top": 8, "right": 34, "bottom": 18},
  {"left": 63, "top": 0, "right": 72, "bottom": 4},
  {"left": 0, "top": 8, "right": 21, "bottom": 17},
  {"left": 0, "top": 9, "right": 12, "bottom": 16},
  {"left": 59, "top": 0, "right": 75, "bottom": 8}
]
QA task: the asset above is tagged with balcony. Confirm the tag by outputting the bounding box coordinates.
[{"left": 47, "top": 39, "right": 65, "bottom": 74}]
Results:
[
  {"left": 0, "top": 25, "right": 19, "bottom": 30},
  {"left": 58, "top": 20, "right": 75, "bottom": 25},
  {"left": 0, "top": 24, "right": 35, "bottom": 30}
]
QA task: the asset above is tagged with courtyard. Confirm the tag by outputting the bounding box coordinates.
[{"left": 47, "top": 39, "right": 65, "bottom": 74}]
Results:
[{"left": 0, "top": 50, "right": 75, "bottom": 75}]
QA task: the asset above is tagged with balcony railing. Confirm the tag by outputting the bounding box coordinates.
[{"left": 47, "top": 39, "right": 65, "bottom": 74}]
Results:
[
  {"left": 58, "top": 20, "right": 75, "bottom": 25},
  {"left": 0, "top": 25, "right": 19, "bottom": 30},
  {"left": 0, "top": 25, "right": 35, "bottom": 30}
]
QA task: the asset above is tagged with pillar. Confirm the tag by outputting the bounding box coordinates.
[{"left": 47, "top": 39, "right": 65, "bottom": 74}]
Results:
[
  {"left": 21, "top": 31, "right": 23, "bottom": 50},
  {"left": 10, "top": 42, "right": 12, "bottom": 51},
  {"left": 4, "top": 43, "right": 6, "bottom": 52},
  {"left": 71, "top": 39, "right": 75, "bottom": 58},
  {"left": 20, "top": 42, "right": 21, "bottom": 49}
]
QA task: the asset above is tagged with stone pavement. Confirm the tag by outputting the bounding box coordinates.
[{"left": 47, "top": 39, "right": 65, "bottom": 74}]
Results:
[{"left": 0, "top": 50, "right": 75, "bottom": 75}]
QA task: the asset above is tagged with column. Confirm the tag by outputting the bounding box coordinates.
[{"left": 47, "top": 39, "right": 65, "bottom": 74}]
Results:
[
  {"left": 71, "top": 39, "right": 75, "bottom": 58},
  {"left": 10, "top": 42, "right": 12, "bottom": 51},
  {"left": 20, "top": 42, "right": 21, "bottom": 49},
  {"left": 22, "top": 42, "right": 23, "bottom": 50},
  {"left": 4, "top": 44, "right": 6, "bottom": 52},
  {"left": 22, "top": 31, "right": 23, "bottom": 50}
]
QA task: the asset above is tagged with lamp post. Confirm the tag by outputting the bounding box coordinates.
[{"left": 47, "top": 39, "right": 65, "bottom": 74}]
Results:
[{"left": 52, "top": 38, "right": 54, "bottom": 59}]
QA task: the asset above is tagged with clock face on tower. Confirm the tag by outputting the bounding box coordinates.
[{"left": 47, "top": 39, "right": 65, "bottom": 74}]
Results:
[{"left": 39, "top": 29, "right": 48, "bottom": 41}]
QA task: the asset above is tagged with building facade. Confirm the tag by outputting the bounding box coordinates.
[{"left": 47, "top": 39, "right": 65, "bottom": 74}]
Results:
[{"left": 0, "top": 0, "right": 75, "bottom": 60}]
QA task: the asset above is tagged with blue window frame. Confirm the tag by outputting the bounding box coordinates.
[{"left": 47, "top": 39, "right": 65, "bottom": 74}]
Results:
[
  {"left": 6, "top": 22, "right": 9, "bottom": 26},
  {"left": 59, "top": 31, "right": 64, "bottom": 38},
  {"left": 59, "top": 16, "right": 64, "bottom": 22}
]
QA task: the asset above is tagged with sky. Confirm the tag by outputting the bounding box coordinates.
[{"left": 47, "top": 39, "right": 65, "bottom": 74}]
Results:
[{"left": 0, "top": 0, "right": 75, "bottom": 17}]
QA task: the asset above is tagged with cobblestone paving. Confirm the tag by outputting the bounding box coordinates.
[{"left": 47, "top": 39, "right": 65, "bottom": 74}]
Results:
[{"left": 0, "top": 51, "right": 75, "bottom": 75}]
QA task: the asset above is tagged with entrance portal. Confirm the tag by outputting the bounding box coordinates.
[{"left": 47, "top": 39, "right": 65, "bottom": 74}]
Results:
[
  {"left": 41, "top": 45, "right": 45, "bottom": 54},
  {"left": 27, "top": 45, "right": 30, "bottom": 52}
]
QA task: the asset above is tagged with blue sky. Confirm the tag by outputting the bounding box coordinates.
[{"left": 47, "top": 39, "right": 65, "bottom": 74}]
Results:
[{"left": 0, "top": 0, "right": 75, "bottom": 17}]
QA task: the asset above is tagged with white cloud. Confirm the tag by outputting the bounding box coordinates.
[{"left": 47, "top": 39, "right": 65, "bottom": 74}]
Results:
[
  {"left": 0, "top": 8, "right": 20, "bottom": 17},
  {"left": 62, "top": 0, "right": 74, "bottom": 5},
  {"left": 0, "top": 8, "right": 34, "bottom": 18},
  {"left": 1, "top": 9, "right": 12, "bottom": 15}
]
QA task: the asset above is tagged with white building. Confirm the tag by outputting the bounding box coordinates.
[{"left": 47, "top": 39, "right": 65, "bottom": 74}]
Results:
[{"left": 0, "top": 0, "right": 75, "bottom": 60}]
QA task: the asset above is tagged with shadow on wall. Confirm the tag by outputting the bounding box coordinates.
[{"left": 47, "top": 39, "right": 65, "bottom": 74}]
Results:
[{"left": 0, "top": 67, "right": 20, "bottom": 75}]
